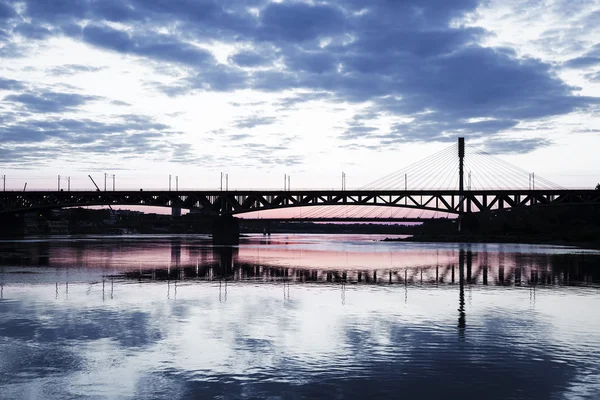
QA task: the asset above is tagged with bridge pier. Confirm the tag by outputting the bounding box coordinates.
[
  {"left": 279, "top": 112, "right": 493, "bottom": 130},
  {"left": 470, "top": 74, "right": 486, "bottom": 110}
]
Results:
[
  {"left": 0, "top": 214, "right": 23, "bottom": 237},
  {"left": 262, "top": 220, "right": 271, "bottom": 236},
  {"left": 212, "top": 216, "right": 240, "bottom": 245}
]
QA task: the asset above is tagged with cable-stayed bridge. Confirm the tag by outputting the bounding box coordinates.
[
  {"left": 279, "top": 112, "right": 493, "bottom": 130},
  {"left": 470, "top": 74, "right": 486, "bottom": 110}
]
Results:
[{"left": 1, "top": 138, "right": 599, "bottom": 221}]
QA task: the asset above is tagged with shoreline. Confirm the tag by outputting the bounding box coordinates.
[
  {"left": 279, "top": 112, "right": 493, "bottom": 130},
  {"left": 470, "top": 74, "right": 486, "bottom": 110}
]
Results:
[
  {"left": 1, "top": 232, "right": 599, "bottom": 250},
  {"left": 381, "top": 234, "right": 600, "bottom": 249}
]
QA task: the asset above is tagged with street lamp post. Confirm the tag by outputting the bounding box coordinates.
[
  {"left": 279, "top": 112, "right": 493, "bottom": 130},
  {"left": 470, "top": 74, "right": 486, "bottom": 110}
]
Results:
[
  {"left": 59, "top": 175, "right": 71, "bottom": 191},
  {"left": 1, "top": 174, "right": 5, "bottom": 191},
  {"left": 528, "top": 173, "right": 535, "bottom": 190},
  {"left": 104, "top": 173, "right": 108, "bottom": 191},
  {"left": 111, "top": 174, "right": 115, "bottom": 191},
  {"left": 468, "top": 171, "right": 472, "bottom": 191}
]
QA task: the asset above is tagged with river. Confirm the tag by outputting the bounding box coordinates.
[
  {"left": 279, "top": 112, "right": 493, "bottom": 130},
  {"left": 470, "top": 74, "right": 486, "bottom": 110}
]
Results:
[{"left": 1, "top": 234, "right": 599, "bottom": 399}]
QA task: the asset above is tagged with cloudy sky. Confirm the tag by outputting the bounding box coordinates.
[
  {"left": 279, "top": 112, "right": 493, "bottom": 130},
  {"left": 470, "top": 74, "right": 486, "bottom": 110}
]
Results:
[{"left": 1, "top": 0, "right": 599, "bottom": 191}]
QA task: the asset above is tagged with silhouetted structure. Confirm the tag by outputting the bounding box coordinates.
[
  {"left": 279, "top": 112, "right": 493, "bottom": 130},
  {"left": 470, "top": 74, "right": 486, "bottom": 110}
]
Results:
[{"left": 2, "top": 138, "right": 600, "bottom": 242}]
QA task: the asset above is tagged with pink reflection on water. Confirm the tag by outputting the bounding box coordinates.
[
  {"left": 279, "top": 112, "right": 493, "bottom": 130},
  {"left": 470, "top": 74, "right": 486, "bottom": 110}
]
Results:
[{"left": 2, "top": 235, "right": 597, "bottom": 288}]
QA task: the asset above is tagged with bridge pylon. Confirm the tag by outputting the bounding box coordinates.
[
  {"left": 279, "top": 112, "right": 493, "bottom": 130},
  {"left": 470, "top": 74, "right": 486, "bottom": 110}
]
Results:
[{"left": 458, "top": 137, "right": 465, "bottom": 232}]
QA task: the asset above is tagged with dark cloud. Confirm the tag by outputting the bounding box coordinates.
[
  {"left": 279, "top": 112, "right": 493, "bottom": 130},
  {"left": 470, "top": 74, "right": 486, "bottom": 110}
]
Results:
[
  {"left": 228, "top": 133, "right": 251, "bottom": 140},
  {"left": 13, "top": 23, "right": 53, "bottom": 39},
  {"left": 282, "top": 48, "right": 338, "bottom": 74},
  {"left": 1, "top": 116, "right": 170, "bottom": 144},
  {"left": 480, "top": 137, "right": 553, "bottom": 155},
  {"left": 258, "top": 2, "right": 345, "bottom": 43},
  {"left": 0, "top": 113, "right": 194, "bottom": 168},
  {"left": 233, "top": 116, "right": 276, "bottom": 129},
  {"left": 229, "top": 50, "right": 275, "bottom": 67},
  {"left": 0, "top": 1, "right": 15, "bottom": 19},
  {"left": 0, "top": 76, "right": 24, "bottom": 90},
  {"left": 344, "top": 125, "right": 379, "bottom": 140},
  {"left": 0, "top": 41, "right": 23, "bottom": 58},
  {"left": 22, "top": 0, "right": 89, "bottom": 22},
  {"left": 156, "top": 66, "right": 249, "bottom": 96},
  {"left": 111, "top": 99, "right": 131, "bottom": 106},
  {"left": 341, "top": 112, "right": 384, "bottom": 140},
  {"left": 276, "top": 91, "right": 336, "bottom": 109},
  {"left": 563, "top": 44, "right": 600, "bottom": 68},
  {"left": 47, "top": 64, "right": 105, "bottom": 76},
  {"left": 583, "top": 9, "right": 600, "bottom": 30},
  {"left": 380, "top": 117, "right": 521, "bottom": 145},
  {"left": 169, "top": 142, "right": 212, "bottom": 164},
  {"left": 90, "top": 0, "right": 139, "bottom": 23},
  {"left": 0, "top": 0, "right": 596, "bottom": 155},
  {"left": 244, "top": 151, "right": 303, "bottom": 167},
  {"left": 585, "top": 70, "right": 600, "bottom": 82},
  {"left": 4, "top": 90, "right": 100, "bottom": 113},
  {"left": 81, "top": 24, "right": 215, "bottom": 66}
]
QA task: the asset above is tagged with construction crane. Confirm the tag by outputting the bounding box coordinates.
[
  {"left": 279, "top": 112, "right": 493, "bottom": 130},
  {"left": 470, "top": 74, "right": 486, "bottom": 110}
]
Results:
[
  {"left": 88, "top": 175, "right": 114, "bottom": 212},
  {"left": 88, "top": 175, "right": 101, "bottom": 192}
]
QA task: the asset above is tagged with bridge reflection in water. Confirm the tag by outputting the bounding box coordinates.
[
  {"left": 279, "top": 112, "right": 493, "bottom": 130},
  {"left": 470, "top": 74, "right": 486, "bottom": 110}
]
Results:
[
  {"left": 118, "top": 244, "right": 598, "bottom": 288},
  {"left": 1, "top": 236, "right": 597, "bottom": 289},
  {"left": 110, "top": 242, "right": 599, "bottom": 331}
]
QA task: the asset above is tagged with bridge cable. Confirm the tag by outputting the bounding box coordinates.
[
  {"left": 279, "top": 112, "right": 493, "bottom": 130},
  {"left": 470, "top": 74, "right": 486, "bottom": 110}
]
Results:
[
  {"left": 466, "top": 145, "right": 563, "bottom": 189},
  {"left": 429, "top": 153, "right": 459, "bottom": 190},
  {"left": 297, "top": 142, "right": 463, "bottom": 220},
  {"left": 406, "top": 148, "right": 458, "bottom": 189},
  {"left": 389, "top": 145, "right": 458, "bottom": 189},
  {"left": 467, "top": 145, "right": 557, "bottom": 187},
  {"left": 327, "top": 144, "right": 459, "bottom": 219},
  {"left": 358, "top": 144, "right": 455, "bottom": 189},
  {"left": 360, "top": 143, "right": 457, "bottom": 189},
  {"left": 380, "top": 146, "right": 456, "bottom": 190},
  {"left": 465, "top": 151, "right": 526, "bottom": 189},
  {"left": 464, "top": 153, "right": 503, "bottom": 189},
  {"left": 465, "top": 147, "right": 526, "bottom": 189}
]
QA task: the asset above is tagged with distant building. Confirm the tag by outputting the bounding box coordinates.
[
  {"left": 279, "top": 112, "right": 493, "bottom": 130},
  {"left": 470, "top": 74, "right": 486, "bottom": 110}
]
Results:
[
  {"left": 48, "top": 220, "right": 69, "bottom": 234},
  {"left": 24, "top": 216, "right": 69, "bottom": 234}
]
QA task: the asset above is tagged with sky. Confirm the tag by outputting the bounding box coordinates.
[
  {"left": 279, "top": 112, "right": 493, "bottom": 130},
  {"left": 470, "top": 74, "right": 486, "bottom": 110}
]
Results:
[{"left": 1, "top": 0, "right": 600, "bottom": 192}]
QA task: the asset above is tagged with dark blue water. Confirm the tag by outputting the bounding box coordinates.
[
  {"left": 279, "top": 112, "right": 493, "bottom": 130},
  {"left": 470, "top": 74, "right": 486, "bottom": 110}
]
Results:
[{"left": 1, "top": 234, "right": 599, "bottom": 399}]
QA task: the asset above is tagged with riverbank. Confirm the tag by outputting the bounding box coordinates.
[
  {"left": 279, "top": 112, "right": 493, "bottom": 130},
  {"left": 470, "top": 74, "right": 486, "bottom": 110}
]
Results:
[{"left": 382, "top": 233, "right": 600, "bottom": 249}]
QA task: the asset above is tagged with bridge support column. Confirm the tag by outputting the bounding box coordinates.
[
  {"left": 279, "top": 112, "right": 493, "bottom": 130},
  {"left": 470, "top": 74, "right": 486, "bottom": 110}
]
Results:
[
  {"left": 212, "top": 216, "right": 240, "bottom": 245},
  {"left": 261, "top": 220, "right": 271, "bottom": 236},
  {"left": 0, "top": 214, "right": 24, "bottom": 237}
]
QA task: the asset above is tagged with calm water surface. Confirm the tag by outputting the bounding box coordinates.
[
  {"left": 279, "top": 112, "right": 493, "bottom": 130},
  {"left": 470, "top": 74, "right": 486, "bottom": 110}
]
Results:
[{"left": 1, "top": 234, "right": 600, "bottom": 399}]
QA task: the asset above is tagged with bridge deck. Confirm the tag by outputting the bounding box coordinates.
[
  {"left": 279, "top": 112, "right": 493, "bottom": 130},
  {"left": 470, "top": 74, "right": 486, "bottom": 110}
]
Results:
[{"left": 1, "top": 189, "right": 599, "bottom": 216}]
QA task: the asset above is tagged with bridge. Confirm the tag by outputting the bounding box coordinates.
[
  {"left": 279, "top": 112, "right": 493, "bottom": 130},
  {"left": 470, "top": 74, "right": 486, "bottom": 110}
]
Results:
[
  {"left": 1, "top": 138, "right": 599, "bottom": 243},
  {"left": 0, "top": 188, "right": 598, "bottom": 216}
]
